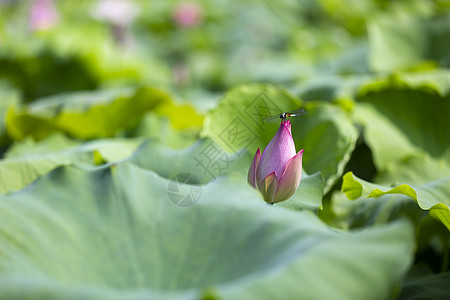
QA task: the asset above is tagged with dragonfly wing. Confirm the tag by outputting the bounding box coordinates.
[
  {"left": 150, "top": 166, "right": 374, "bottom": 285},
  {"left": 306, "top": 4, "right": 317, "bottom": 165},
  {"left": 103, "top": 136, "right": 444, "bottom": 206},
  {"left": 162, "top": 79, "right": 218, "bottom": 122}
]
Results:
[
  {"left": 262, "top": 115, "right": 281, "bottom": 123},
  {"left": 287, "top": 108, "right": 308, "bottom": 116}
]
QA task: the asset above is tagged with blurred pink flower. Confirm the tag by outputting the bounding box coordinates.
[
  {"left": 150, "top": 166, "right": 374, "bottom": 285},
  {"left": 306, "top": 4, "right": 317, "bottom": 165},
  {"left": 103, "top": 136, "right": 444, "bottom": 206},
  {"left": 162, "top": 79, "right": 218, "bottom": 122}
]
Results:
[
  {"left": 91, "top": 0, "right": 138, "bottom": 47},
  {"left": 29, "top": 0, "right": 59, "bottom": 31},
  {"left": 248, "top": 120, "right": 304, "bottom": 204},
  {"left": 173, "top": 2, "right": 203, "bottom": 28},
  {"left": 92, "top": 0, "right": 139, "bottom": 27}
]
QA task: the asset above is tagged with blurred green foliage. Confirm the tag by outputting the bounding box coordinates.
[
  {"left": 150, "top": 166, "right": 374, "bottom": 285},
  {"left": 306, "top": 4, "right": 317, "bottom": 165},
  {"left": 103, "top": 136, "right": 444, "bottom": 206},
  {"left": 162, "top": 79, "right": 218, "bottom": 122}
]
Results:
[{"left": 0, "top": 0, "right": 449, "bottom": 299}]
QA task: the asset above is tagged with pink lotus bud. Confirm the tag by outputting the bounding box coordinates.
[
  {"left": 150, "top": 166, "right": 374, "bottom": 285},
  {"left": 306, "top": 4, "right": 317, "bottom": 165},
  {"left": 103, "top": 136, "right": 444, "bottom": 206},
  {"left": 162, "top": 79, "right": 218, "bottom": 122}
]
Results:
[
  {"left": 29, "top": 0, "right": 59, "bottom": 32},
  {"left": 248, "top": 120, "right": 304, "bottom": 204},
  {"left": 172, "top": 2, "right": 203, "bottom": 28}
]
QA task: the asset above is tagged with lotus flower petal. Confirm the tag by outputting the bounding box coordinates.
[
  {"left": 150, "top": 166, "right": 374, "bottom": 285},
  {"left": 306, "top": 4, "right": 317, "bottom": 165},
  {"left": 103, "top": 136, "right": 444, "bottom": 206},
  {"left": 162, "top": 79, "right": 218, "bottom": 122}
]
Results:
[
  {"left": 273, "top": 149, "right": 304, "bottom": 203},
  {"left": 256, "top": 120, "right": 296, "bottom": 189},
  {"left": 247, "top": 148, "right": 261, "bottom": 188},
  {"left": 261, "top": 172, "right": 278, "bottom": 203},
  {"left": 248, "top": 119, "right": 304, "bottom": 204}
]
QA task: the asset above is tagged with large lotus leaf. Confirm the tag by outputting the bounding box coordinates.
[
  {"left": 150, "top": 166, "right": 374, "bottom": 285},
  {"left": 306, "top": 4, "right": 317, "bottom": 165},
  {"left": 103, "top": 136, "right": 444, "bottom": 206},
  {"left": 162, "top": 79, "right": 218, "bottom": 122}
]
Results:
[
  {"left": 375, "top": 151, "right": 450, "bottom": 186},
  {"left": 332, "top": 190, "right": 425, "bottom": 230},
  {"left": 359, "top": 70, "right": 450, "bottom": 98},
  {"left": 5, "top": 133, "right": 143, "bottom": 163},
  {"left": 354, "top": 75, "right": 450, "bottom": 181},
  {"left": 341, "top": 172, "right": 450, "bottom": 230},
  {"left": 0, "top": 153, "right": 85, "bottom": 196},
  {"left": 202, "top": 84, "right": 357, "bottom": 193},
  {"left": 295, "top": 69, "right": 450, "bottom": 104},
  {"left": 368, "top": 14, "right": 450, "bottom": 72},
  {"left": 389, "top": 69, "right": 450, "bottom": 97},
  {"left": 0, "top": 162, "right": 415, "bottom": 299},
  {"left": 4, "top": 134, "right": 80, "bottom": 158},
  {"left": 0, "top": 135, "right": 142, "bottom": 194},
  {"left": 70, "top": 138, "right": 143, "bottom": 163},
  {"left": 351, "top": 103, "right": 428, "bottom": 167},
  {"left": 399, "top": 264, "right": 450, "bottom": 300},
  {"left": 129, "top": 138, "right": 250, "bottom": 184},
  {"left": 6, "top": 86, "right": 203, "bottom": 141},
  {"left": 131, "top": 112, "right": 200, "bottom": 149}
]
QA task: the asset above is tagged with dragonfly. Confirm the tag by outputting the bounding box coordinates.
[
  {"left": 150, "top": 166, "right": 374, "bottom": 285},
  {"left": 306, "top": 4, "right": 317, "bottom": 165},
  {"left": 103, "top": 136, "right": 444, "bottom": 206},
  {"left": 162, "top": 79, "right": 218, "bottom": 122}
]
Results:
[{"left": 262, "top": 109, "right": 308, "bottom": 123}]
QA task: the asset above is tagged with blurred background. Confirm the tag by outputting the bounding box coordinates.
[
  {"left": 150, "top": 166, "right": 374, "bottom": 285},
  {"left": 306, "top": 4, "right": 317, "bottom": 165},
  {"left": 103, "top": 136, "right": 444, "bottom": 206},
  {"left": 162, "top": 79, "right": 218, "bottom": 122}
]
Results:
[
  {"left": 0, "top": 2, "right": 450, "bottom": 298},
  {"left": 1, "top": 0, "right": 448, "bottom": 103}
]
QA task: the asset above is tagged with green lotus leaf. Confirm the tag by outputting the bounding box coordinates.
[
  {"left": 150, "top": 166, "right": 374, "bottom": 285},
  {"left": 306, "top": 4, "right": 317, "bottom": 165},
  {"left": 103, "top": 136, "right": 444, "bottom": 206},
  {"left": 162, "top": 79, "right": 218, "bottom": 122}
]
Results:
[
  {"left": 0, "top": 162, "right": 415, "bottom": 299},
  {"left": 332, "top": 189, "right": 425, "bottom": 230},
  {"left": 341, "top": 172, "right": 450, "bottom": 230},
  {"left": 359, "top": 70, "right": 450, "bottom": 98},
  {"left": 354, "top": 74, "right": 450, "bottom": 183},
  {"left": 4, "top": 133, "right": 80, "bottom": 158},
  {"left": 399, "top": 264, "right": 450, "bottom": 300},
  {"left": 295, "top": 69, "right": 450, "bottom": 106},
  {"left": 387, "top": 70, "right": 450, "bottom": 97},
  {"left": 131, "top": 112, "right": 200, "bottom": 149},
  {"left": 375, "top": 151, "right": 450, "bottom": 186},
  {"left": 0, "top": 134, "right": 142, "bottom": 194},
  {"left": 129, "top": 138, "right": 250, "bottom": 184},
  {"left": 6, "top": 86, "right": 203, "bottom": 141}
]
